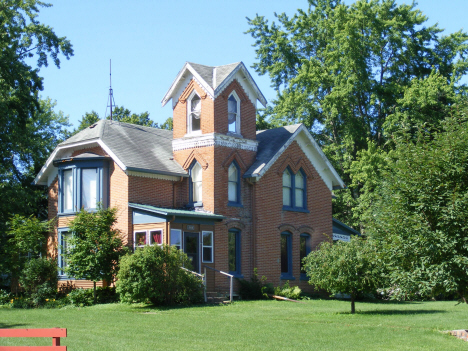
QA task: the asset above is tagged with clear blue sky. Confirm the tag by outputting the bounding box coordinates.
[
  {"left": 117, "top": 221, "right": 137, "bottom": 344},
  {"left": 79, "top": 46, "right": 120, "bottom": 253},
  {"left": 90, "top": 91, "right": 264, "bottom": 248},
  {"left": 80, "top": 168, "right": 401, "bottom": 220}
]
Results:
[{"left": 35, "top": 0, "right": 468, "bottom": 130}]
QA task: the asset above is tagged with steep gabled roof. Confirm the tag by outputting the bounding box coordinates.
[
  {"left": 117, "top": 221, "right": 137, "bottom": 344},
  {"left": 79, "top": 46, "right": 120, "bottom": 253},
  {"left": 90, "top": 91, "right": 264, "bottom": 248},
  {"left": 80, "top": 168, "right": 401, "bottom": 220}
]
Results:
[
  {"left": 34, "top": 120, "right": 188, "bottom": 185},
  {"left": 161, "top": 61, "right": 267, "bottom": 107},
  {"left": 245, "top": 124, "right": 345, "bottom": 191}
]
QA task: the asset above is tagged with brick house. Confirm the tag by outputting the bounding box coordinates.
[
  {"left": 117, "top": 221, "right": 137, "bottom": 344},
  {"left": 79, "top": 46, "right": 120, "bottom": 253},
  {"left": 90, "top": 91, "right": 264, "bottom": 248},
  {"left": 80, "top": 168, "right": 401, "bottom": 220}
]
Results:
[{"left": 34, "top": 61, "right": 344, "bottom": 292}]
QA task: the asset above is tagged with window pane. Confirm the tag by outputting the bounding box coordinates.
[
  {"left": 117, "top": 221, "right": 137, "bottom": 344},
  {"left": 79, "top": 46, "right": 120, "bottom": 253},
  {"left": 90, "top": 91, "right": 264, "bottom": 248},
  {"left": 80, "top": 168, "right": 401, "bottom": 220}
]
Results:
[
  {"left": 282, "top": 170, "right": 291, "bottom": 186},
  {"left": 192, "top": 163, "right": 202, "bottom": 181},
  {"left": 281, "top": 234, "right": 289, "bottom": 274},
  {"left": 228, "top": 95, "right": 237, "bottom": 114},
  {"left": 192, "top": 163, "right": 202, "bottom": 202},
  {"left": 135, "top": 232, "right": 146, "bottom": 247},
  {"left": 60, "top": 232, "right": 71, "bottom": 274},
  {"left": 228, "top": 119, "right": 237, "bottom": 133},
  {"left": 228, "top": 164, "right": 238, "bottom": 181},
  {"left": 150, "top": 230, "right": 162, "bottom": 245},
  {"left": 82, "top": 168, "right": 97, "bottom": 209},
  {"left": 228, "top": 231, "right": 237, "bottom": 272},
  {"left": 295, "top": 189, "right": 304, "bottom": 208},
  {"left": 203, "top": 232, "right": 212, "bottom": 246},
  {"left": 170, "top": 229, "right": 181, "bottom": 249},
  {"left": 63, "top": 169, "right": 73, "bottom": 211},
  {"left": 228, "top": 182, "right": 237, "bottom": 202},
  {"left": 191, "top": 95, "right": 201, "bottom": 131},
  {"left": 203, "top": 247, "right": 212, "bottom": 262},
  {"left": 295, "top": 172, "right": 304, "bottom": 189},
  {"left": 283, "top": 187, "right": 291, "bottom": 206}
]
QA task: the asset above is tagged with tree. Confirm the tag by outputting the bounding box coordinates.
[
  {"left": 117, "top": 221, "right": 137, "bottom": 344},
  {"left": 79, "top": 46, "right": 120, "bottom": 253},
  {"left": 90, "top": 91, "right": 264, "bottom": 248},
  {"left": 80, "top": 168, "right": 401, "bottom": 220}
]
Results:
[
  {"left": 1, "top": 215, "right": 53, "bottom": 288},
  {"left": 247, "top": 0, "right": 468, "bottom": 228},
  {"left": 161, "top": 117, "right": 173, "bottom": 130},
  {"left": 73, "top": 111, "right": 100, "bottom": 134},
  {"left": 304, "top": 236, "right": 382, "bottom": 313},
  {"left": 365, "top": 116, "right": 468, "bottom": 302},
  {"left": 0, "top": 0, "right": 72, "bottom": 250},
  {"left": 65, "top": 207, "right": 127, "bottom": 303},
  {"left": 109, "top": 106, "right": 157, "bottom": 127}
]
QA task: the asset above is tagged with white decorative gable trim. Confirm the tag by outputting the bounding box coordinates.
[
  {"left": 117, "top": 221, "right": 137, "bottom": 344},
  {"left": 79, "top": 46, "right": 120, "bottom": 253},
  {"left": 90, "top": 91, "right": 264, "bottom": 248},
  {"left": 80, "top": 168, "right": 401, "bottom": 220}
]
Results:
[{"left": 173, "top": 133, "right": 258, "bottom": 152}]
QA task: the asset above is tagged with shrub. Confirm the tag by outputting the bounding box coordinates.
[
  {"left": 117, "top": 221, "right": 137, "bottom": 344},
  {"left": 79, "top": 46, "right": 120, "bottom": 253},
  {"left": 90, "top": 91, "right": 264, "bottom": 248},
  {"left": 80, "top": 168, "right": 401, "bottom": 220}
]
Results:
[
  {"left": 96, "top": 286, "right": 119, "bottom": 304},
  {"left": 68, "top": 288, "right": 93, "bottom": 307},
  {"left": 274, "top": 281, "right": 302, "bottom": 300},
  {"left": 19, "top": 258, "right": 58, "bottom": 306},
  {"left": 0, "top": 289, "right": 11, "bottom": 305},
  {"left": 238, "top": 268, "right": 272, "bottom": 300},
  {"left": 116, "top": 245, "right": 204, "bottom": 306}
]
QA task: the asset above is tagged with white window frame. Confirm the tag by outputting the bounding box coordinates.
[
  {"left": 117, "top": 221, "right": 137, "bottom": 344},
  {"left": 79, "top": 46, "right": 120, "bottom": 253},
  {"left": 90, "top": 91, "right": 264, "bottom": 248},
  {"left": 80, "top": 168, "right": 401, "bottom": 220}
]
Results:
[
  {"left": 58, "top": 229, "right": 71, "bottom": 277},
  {"left": 187, "top": 90, "right": 202, "bottom": 135},
  {"left": 227, "top": 91, "right": 241, "bottom": 136},
  {"left": 201, "top": 231, "right": 213, "bottom": 263},
  {"left": 133, "top": 229, "right": 163, "bottom": 250}
]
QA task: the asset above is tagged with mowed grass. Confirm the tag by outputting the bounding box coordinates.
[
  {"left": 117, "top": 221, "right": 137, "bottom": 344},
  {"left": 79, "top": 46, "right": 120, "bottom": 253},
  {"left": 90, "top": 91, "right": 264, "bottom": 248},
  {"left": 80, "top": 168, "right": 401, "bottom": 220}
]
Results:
[{"left": 1, "top": 299, "right": 467, "bottom": 350}]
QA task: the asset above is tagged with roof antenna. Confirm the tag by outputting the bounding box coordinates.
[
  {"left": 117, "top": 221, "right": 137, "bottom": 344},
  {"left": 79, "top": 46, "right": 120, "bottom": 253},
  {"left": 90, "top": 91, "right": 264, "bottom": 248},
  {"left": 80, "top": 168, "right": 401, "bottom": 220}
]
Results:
[{"left": 105, "top": 59, "right": 116, "bottom": 121}]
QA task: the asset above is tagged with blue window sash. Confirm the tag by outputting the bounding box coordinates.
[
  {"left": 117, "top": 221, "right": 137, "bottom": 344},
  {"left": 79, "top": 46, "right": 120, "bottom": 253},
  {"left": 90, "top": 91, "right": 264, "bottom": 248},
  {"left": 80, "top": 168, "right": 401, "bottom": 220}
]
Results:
[{"left": 282, "top": 168, "right": 308, "bottom": 212}]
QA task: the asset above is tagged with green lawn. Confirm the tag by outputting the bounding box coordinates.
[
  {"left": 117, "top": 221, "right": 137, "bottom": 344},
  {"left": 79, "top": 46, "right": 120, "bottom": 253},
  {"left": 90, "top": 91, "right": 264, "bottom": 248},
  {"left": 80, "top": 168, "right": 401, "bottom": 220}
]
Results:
[{"left": 0, "top": 300, "right": 467, "bottom": 350}]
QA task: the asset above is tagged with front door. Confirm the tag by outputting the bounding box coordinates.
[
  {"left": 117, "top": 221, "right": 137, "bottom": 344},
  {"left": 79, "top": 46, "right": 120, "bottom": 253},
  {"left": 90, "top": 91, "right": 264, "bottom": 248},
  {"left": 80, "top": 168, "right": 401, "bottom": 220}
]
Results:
[{"left": 183, "top": 232, "right": 199, "bottom": 273}]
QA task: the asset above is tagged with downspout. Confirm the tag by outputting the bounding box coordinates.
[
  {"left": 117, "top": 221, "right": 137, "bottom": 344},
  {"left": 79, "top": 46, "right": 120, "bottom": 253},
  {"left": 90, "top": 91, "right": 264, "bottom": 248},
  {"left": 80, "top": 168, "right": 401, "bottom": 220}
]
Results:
[{"left": 246, "top": 178, "right": 257, "bottom": 273}]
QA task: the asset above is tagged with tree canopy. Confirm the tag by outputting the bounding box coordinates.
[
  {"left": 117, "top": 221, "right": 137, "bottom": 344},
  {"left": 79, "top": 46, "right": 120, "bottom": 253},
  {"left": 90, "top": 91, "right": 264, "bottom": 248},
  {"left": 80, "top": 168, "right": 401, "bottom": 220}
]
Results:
[{"left": 247, "top": 0, "right": 468, "bottom": 228}]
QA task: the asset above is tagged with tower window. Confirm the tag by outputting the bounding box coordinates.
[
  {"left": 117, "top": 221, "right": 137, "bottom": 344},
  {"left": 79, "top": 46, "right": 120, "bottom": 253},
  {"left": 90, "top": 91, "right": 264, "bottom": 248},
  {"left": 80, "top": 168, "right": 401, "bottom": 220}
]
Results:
[
  {"left": 188, "top": 92, "right": 201, "bottom": 134},
  {"left": 227, "top": 92, "right": 241, "bottom": 135}
]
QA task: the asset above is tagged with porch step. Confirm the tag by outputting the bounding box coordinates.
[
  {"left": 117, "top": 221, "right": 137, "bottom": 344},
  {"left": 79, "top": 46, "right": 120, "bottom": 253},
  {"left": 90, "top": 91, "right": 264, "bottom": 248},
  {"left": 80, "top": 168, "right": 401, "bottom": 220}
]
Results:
[{"left": 205, "top": 291, "right": 230, "bottom": 304}]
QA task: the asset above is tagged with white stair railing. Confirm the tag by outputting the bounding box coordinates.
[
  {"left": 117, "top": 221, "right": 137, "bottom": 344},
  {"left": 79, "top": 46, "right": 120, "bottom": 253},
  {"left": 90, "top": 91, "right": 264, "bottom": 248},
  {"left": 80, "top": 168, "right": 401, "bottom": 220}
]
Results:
[
  {"left": 181, "top": 267, "right": 207, "bottom": 303},
  {"left": 203, "top": 265, "right": 234, "bottom": 302}
]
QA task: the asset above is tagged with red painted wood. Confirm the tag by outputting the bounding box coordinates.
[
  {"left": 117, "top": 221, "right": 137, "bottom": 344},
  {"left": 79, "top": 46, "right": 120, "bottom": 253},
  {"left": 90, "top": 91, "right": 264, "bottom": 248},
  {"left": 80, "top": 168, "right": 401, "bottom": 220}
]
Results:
[
  {"left": 0, "top": 347, "right": 67, "bottom": 350},
  {"left": 0, "top": 329, "right": 66, "bottom": 338},
  {"left": 51, "top": 338, "right": 59, "bottom": 347}
]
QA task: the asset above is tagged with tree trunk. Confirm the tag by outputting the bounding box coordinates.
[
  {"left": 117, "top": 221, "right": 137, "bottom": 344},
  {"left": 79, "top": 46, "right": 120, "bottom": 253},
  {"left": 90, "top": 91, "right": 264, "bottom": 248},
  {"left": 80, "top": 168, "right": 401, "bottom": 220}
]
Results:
[
  {"left": 351, "top": 294, "right": 355, "bottom": 314},
  {"left": 93, "top": 281, "right": 97, "bottom": 304}
]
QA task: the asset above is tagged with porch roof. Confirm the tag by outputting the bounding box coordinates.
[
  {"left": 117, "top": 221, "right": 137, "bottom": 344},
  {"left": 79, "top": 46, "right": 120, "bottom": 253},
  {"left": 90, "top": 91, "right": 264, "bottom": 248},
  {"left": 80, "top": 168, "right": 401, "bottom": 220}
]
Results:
[{"left": 128, "top": 203, "right": 225, "bottom": 221}]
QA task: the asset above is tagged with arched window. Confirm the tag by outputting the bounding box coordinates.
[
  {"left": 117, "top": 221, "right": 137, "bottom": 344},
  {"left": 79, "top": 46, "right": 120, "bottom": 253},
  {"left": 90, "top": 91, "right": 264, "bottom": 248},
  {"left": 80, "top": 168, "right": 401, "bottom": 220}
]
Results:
[
  {"left": 188, "top": 92, "right": 201, "bottom": 134},
  {"left": 280, "top": 231, "right": 293, "bottom": 279},
  {"left": 227, "top": 91, "right": 240, "bottom": 135},
  {"left": 228, "top": 162, "right": 241, "bottom": 204},
  {"left": 190, "top": 162, "right": 202, "bottom": 204},
  {"left": 282, "top": 168, "right": 307, "bottom": 211},
  {"left": 300, "top": 233, "right": 311, "bottom": 280},
  {"left": 282, "top": 168, "right": 292, "bottom": 207}
]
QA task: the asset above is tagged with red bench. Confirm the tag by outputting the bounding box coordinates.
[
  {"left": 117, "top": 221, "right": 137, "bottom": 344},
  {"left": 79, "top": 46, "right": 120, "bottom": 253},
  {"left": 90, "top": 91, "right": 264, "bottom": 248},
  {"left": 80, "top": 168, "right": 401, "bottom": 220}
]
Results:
[{"left": 0, "top": 328, "right": 67, "bottom": 350}]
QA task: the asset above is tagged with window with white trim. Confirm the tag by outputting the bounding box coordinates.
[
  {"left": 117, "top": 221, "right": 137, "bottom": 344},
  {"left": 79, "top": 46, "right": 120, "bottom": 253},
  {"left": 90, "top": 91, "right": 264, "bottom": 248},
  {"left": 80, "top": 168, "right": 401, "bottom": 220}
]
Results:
[
  {"left": 170, "top": 229, "right": 182, "bottom": 250},
  {"left": 227, "top": 91, "right": 241, "bottom": 135},
  {"left": 62, "top": 169, "right": 73, "bottom": 212},
  {"left": 202, "top": 231, "right": 213, "bottom": 263},
  {"left": 81, "top": 168, "right": 98, "bottom": 210},
  {"left": 133, "top": 229, "right": 163, "bottom": 250},
  {"left": 228, "top": 162, "right": 241, "bottom": 204},
  {"left": 187, "top": 91, "right": 201, "bottom": 134}
]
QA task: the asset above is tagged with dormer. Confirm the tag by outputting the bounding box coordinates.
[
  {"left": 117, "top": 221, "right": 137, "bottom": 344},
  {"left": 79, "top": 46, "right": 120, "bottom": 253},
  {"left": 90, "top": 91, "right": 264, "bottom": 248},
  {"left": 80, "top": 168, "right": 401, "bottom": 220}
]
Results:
[{"left": 162, "top": 62, "right": 267, "bottom": 141}]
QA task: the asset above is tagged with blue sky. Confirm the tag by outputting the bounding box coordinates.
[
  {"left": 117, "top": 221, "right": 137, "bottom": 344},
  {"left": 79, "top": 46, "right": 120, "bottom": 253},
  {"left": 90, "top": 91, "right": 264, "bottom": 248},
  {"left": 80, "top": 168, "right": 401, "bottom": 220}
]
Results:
[{"left": 35, "top": 0, "right": 468, "bottom": 129}]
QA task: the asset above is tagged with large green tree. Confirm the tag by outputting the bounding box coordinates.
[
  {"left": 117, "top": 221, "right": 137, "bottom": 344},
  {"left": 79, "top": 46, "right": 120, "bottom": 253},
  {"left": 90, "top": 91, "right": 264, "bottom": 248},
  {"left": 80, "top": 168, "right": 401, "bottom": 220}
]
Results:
[
  {"left": 247, "top": 0, "right": 468, "bottom": 228},
  {"left": 0, "top": 1, "right": 72, "bottom": 231},
  {"left": 365, "top": 116, "right": 468, "bottom": 302}
]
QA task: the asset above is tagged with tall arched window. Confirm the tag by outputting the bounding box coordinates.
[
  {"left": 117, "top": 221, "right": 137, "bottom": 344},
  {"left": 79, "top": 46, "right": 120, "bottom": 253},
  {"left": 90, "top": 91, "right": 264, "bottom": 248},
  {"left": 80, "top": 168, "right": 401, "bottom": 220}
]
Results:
[
  {"left": 282, "top": 168, "right": 307, "bottom": 211},
  {"left": 281, "top": 231, "right": 293, "bottom": 279},
  {"left": 188, "top": 92, "right": 201, "bottom": 134},
  {"left": 190, "top": 162, "right": 202, "bottom": 204},
  {"left": 228, "top": 162, "right": 240, "bottom": 204},
  {"left": 228, "top": 91, "right": 240, "bottom": 135},
  {"left": 300, "top": 233, "right": 311, "bottom": 279}
]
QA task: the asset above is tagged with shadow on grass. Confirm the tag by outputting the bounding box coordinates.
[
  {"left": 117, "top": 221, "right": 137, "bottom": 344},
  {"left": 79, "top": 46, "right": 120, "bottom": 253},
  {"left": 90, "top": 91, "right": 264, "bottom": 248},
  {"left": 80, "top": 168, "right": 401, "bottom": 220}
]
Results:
[
  {"left": 342, "top": 309, "right": 447, "bottom": 315},
  {"left": 129, "top": 302, "right": 231, "bottom": 313},
  {"left": 0, "top": 322, "right": 28, "bottom": 328}
]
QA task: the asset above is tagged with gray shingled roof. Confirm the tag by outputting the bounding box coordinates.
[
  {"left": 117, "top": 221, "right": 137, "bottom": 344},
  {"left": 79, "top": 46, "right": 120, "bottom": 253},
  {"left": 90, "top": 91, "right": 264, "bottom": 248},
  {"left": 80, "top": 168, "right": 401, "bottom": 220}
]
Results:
[
  {"left": 61, "top": 120, "right": 187, "bottom": 177},
  {"left": 244, "top": 124, "right": 302, "bottom": 177},
  {"left": 187, "top": 62, "right": 243, "bottom": 90}
]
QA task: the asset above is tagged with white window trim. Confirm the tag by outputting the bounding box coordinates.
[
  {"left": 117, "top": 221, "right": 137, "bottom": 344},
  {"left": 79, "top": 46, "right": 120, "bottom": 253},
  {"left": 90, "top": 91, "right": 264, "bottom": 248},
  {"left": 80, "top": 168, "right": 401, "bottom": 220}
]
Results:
[
  {"left": 227, "top": 90, "right": 241, "bottom": 137},
  {"left": 202, "top": 231, "right": 214, "bottom": 263},
  {"left": 133, "top": 229, "right": 163, "bottom": 250},
  {"left": 58, "top": 229, "right": 71, "bottom": 277},
  {"left": 187, "top": 90, "right": 202, "bottom": 136}
]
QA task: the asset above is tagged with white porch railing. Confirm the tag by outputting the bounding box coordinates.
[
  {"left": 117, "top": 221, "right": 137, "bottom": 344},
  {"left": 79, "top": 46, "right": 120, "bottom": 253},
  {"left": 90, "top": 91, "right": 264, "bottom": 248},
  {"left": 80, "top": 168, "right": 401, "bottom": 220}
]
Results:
[{"left": 203, "top": 265, "right": 234, "bottom": 302}]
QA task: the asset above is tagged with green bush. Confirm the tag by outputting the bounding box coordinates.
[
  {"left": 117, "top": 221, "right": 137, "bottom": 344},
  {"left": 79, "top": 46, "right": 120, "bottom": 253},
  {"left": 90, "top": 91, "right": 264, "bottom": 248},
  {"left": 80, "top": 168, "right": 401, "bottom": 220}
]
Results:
[
  {"left": 19, "top": 258, "right": 58, "bottom": 306},
  {"left": 274, "top": 281, "right": 302, "bottom": 300},
  {"left": 238, "top": 268, "right": 273, "bottom": 300},
  {"left": 68, "top": 288, "right": 93, "bottom": 307},
  {"left": 116, "top": 245, "right": 204, "bottom": 306},
  {"left": 0, "top": 289, "right": 12, "bottom": 305},
  {"left": 96, "top": 286, "right": 119, "bottom": 304}
]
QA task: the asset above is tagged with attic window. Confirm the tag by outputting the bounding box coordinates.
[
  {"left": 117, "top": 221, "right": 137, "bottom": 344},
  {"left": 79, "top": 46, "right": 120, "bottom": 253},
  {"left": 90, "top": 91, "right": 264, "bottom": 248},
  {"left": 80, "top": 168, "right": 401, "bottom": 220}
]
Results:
[
  {"left": 188, "top": 92, "right": 201, "bottom": 134},
  {"left": 228, "top": 91, "right": 241, "bottom": 135}
]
